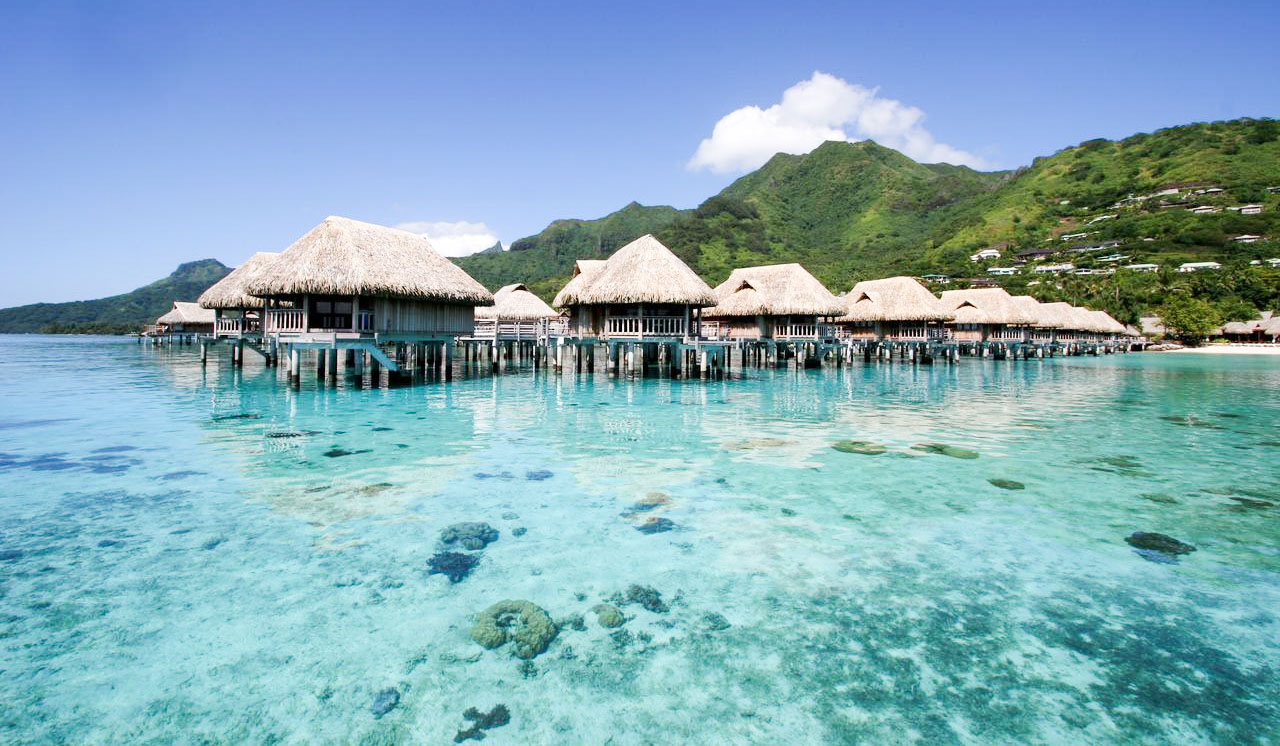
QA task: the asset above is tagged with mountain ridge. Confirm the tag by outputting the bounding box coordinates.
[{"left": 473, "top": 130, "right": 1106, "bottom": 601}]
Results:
[
  {"left": 0, "top": 259, "right": 231, "bottom": 334},
  {"left": 458, "top": 118, "right": 1279, "bottom": 299}
]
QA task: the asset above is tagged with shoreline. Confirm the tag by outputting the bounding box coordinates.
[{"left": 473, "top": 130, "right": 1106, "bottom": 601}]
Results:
[{"left": 1163, "top": 344, "right": 1280, "bottom": 356}]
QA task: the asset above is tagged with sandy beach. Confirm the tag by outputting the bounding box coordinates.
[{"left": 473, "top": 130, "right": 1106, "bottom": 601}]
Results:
[{"left": 1165, "top": 344, "right": 1280, "bottom": 356}]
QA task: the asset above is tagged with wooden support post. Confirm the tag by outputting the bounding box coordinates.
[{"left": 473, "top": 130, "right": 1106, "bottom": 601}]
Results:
[{"left": 327, "top": 346, "right": 338, "bottom": 380}]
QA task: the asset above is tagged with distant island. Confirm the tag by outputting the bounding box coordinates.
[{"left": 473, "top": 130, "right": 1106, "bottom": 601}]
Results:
[
  {"left": 2, "top": 117, "right": 1277, "bottom": 333},
  {"left": 0, "top": 260, "right": 230, "bottom": 334}
]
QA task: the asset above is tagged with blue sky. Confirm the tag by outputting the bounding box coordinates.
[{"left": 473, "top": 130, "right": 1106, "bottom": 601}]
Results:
[{"left": 1, "top": 0, "right": 1277, "bottom": 305}]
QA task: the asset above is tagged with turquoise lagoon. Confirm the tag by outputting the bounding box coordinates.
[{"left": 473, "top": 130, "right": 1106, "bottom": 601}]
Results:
[{"left": 1, "top": 335, "right": 1278, "bottom": 744}]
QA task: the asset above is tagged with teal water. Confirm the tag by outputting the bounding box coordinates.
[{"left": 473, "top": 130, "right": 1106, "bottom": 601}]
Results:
[{"left": 1, "top": 336, "right": 1278, "bottom": 744}]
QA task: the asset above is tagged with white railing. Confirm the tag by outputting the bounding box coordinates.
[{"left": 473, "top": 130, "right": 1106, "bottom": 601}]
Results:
[
  {"left": 473, "top": 317, "right": 570, "bottom": 340},
  {"left": 774, "top": 323, "right": 818, "bottom": 339},
  {"left": 267, "top": 309, "right": 306, "bottom": 333},
  {"left": 215, "top": 317, "right": 261, "bottom": 336},
  {"left": 606, "top": 316, "right": 688, "bottom": 337},
  {"left": 991, "top": 326, "right": 1029, "bottom": 341},
  {"left": 544, "top": 317, "right": 569, "bottom": 337}
]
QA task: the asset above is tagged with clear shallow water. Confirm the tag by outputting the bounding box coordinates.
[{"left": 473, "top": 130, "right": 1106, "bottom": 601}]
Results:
[{"left": 1, "top": 336, "right": 1278, "bottom": 744}]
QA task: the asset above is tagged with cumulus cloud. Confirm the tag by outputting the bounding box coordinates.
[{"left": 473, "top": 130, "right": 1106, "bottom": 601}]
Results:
[
  {"left": 688, "top": 71, "right": 986, "bottom": 173},
  {"left": 393, "top": 220, "right": 501, "bottom": 257}
]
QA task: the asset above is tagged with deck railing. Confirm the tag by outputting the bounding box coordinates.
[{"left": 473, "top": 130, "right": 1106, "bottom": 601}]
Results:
[
  {"left": 265, "top": 309, "right": 374, "bottom": 334},
  {"left": 473, "top": 318, "right": 570, "bottom": 340},
  {"left": 266, "top": 309, "right": 306, "bottom": 333},
  {"left": 774, "top": 323, "right": 818, "bottom": 339},
  {"left": 991, "top": 326, "right": 1030, "bottom": 341},
  {"left": 606, "top": 316, "right": 688, "bottom": 338},
  {"left": 215, "top": 317, "right": 262, "bottom": 337}
]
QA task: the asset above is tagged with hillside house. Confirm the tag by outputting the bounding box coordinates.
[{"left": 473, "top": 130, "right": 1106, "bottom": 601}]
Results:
[{"left": 1177, "top": 262, "right": 1222, "bottom": 273}]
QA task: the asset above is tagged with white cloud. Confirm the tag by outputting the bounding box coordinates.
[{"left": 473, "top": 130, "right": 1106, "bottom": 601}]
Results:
[
  {"left": 393, "top": 220, "right": 501, "bottom": 257},
  {"left": 688, "top": 71, "right": 986, "bottom": 173}
]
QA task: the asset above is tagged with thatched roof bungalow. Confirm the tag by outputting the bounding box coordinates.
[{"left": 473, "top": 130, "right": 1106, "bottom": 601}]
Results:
[
  {"left": 551, "top": 235, "right": 715, "bottom": 339},
  {"left": 246, "top": 216, "right": 493, "bottom": 340},
  {"left": 551, "top": 260, "right": 607, "bottom": 309},
  {"left": 156, "top": 301, "right": 215, "bottom": 334},
  {"left": 476, "top": 284, "right": 558, "bottom": 321},
  {"left": 198, "top": 252, "right": 280, "bottom": 337},
  {"left": 939, "top": 287, "right": 1035, "bottom": 342},
  {"left": 704, "top": 263, "right": 843, "bottom": 340},
  {"left": 833, "top": 276, "right": 955, "bottom": 341},
  {"left": 473, "top": 283, "right": 561, "bottom": 340}
]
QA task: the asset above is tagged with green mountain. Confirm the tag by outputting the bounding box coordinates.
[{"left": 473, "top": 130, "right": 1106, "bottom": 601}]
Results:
[
  {"left": 455, "top": 118, "right": 1280, "bottom": 306},
  {"left": 456, "top": 202, "right": 688, "bottom": 299},
  {"left": 0, "top": 259, "right": 231, "bottom": 334}
]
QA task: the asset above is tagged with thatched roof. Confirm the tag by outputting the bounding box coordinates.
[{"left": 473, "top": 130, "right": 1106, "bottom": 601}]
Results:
[
  {"left": 475, "top": 283, "right": 558, "bottom": 320},
  {"left": 1085, "top": 310, "right": 1127, "bottom": 334},
  {"left": 551, "top": 260, "right": 607, "bottom": 308},
  {"left": 552, "top": 235, "right": 715, "bottom": 307},
  {"left": 245, "top": 216, "right": 493, "bottom": 305},
  {"left": 1139, "top": 315, "right": 1166, "bottom": 336},
  {"left": 1124, "top": 324, "right": 1144, "bottom": 338},
  {"left": 198, "top": 252, "right": 279, "bottom": 309},
  {"left": 1010, "top": 295, "right": 1064, "bottom": 328},
  {"left": 1061, "top": 306, "right": 1098, "bottom": 332},
  {"left": 837, "top": 276, "right": 955, "bottom": 322},
  {"left": 157, "top": 301, "right": 215, "bottom": 326},
  {"left": 1032, "top": 301, "right": 1080, "bottom": 329},
  {"left": 705, "top": 264, "right": 843, "bottom": 318},
  {"left": 939, "top": 288, "right": 1035, "bottom": 325}
]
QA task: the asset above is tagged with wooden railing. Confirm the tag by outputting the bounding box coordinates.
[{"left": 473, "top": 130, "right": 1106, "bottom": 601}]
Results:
[
  {"left": 774, "top": 323, "right": 818, "bottom": 339},
  {"left": 266, "top": 309, "right": 306, "bottom": 333},
  {"left": 215, "top": 317, "right": 262, "bottom": 337},
  {"left": 606, "top": 316, "right": 687, "bottom": 338},
  {"left": 991, "top": 326, "right": 1030, "bottom": 341},
  {"left": 473, "top": 318, "right": 570, "bottom": 340},
  {"left": 265, "top": 309, "right": 375, "bottom": 334}
]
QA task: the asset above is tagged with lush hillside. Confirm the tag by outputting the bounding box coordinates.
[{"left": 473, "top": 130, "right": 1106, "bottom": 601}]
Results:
[
  {"left": 456, "top": 202, "right": 687, "bottom": 299},
  {"left": 456, "top": 118, "right": 1280, "bottom": 320},
  {"left": 0, "top": 259, "right": 231, "bottom": 334},
  {"left": 661, "top": 142, "right": 1006, "bottom": 287},
  {"left": 925, "top": 118, "right": 1280, "bottom": 271}
]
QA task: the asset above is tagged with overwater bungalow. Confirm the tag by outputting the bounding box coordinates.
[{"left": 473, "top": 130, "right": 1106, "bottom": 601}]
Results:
[
  {"left": 939, "top": 287, "right": 1035, "bottom": 346},
  {"left": 833, "top": 276, "right": 955, "bottom": 343},
  {"left": 1038, "top": 302, "right": 1086, "bottom": 344},
  {"left": 155, "top": 301, "right": 215, "bottom": 336},
  {"left": 703, "top": 263, "right": 843, "bottom": 341},
  {"left": 244, "top": 216, "right": 494, "bottom": 377},
  {"left": 1010, "top": 295, "right": 1066, "bottom": 345},
  {"left": 551, "top": 234, "right": 715, "bottom": 340},
  {"left": 473, "top": 283, "right": 563, "bottom": 341},
  {"left": 1086, "top": 310, "right": 1127, "bottom": 341},
  {"left": 198, "top": 252, "right": 279, "bottom": 340}
]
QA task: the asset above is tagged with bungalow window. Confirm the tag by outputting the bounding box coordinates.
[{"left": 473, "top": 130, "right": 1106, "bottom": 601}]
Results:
[{"left": 311, "top": 298, "right": 354, "bottom": 329}]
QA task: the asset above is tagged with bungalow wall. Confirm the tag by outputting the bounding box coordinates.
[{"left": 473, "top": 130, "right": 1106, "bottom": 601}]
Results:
[{"left": 373, "top": 298, "right": 475, "bottom": 337}]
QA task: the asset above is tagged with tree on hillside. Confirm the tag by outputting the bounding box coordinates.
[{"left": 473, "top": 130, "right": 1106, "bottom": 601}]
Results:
[{"left": 1157, "top": 294, "right": 1222, "bottom": 345}]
